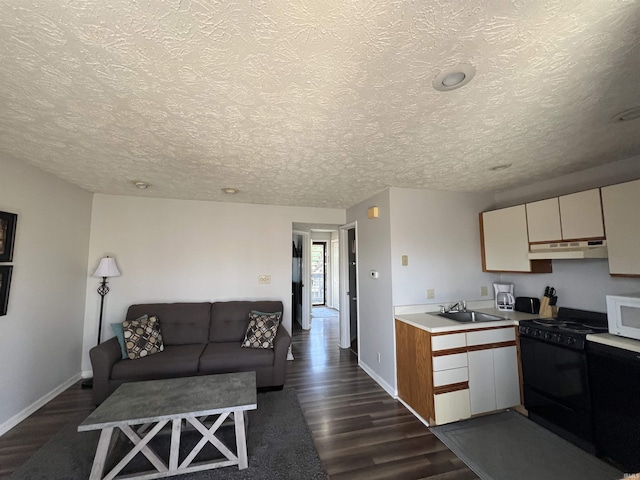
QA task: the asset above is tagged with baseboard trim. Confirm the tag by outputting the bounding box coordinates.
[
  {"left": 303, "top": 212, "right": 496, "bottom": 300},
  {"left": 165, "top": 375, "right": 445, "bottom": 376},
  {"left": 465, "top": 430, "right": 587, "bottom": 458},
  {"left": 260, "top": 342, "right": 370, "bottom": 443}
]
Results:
[
  {"left": 358, "top": 360, "right": 395, "bottom": 398},
  {"left": 0, "top": 373, "right": 82, "bottom": 437},
  {"left": 397, "top": 397, "right": 431, "bottom": 428}
]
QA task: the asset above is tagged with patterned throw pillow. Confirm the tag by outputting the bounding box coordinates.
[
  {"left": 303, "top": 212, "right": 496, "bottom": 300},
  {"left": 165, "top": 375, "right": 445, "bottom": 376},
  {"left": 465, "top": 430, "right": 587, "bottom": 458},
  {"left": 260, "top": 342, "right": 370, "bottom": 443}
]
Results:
[
  {"left": 123, "top": 315, "right": 164, "bottom": 359},
  {"left": 241, "top": 311, "right": 281, "bottom": 349}
]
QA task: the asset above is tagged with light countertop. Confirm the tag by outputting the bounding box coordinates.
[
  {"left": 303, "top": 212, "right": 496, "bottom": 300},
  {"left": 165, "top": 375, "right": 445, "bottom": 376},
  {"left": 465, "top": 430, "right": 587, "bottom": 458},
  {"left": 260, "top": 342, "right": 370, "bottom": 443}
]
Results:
[
  {"left": 586, "top": 333, "right": 640, "bottom": 354},
  {"left": 395, "top": 308, "right": 541, "bottom": 333}
]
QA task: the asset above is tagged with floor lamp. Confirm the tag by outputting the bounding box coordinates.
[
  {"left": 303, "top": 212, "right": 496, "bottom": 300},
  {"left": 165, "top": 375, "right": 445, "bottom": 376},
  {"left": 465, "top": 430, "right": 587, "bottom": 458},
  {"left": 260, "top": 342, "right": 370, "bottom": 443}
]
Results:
[{"left": 82, "top": 256, "right": 121, "bottom": 388}]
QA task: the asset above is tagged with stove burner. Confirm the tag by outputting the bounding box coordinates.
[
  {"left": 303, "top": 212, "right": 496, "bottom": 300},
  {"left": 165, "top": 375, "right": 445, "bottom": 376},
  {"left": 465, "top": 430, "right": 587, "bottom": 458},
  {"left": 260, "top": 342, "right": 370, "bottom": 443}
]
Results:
[
  {"left": 533, "top": 319, "right": 566, "bottom": 327},
  {"left": 558, "top": 325, "right": 593, "bottom": 334}
]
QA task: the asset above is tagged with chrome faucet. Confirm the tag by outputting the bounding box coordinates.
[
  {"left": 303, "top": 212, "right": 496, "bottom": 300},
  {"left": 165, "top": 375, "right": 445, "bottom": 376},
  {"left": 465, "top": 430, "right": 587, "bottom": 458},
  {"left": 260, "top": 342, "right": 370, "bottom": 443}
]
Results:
[{"left": 442, "top": 300, "right": 467, "bottom": 313}]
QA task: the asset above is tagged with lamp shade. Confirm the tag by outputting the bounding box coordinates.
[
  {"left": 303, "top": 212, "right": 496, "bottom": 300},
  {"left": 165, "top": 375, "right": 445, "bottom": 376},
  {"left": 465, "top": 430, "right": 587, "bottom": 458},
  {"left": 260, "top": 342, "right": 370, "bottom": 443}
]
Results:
[{"left": 92, "top": 257, "right": 121, "bottom": 278}]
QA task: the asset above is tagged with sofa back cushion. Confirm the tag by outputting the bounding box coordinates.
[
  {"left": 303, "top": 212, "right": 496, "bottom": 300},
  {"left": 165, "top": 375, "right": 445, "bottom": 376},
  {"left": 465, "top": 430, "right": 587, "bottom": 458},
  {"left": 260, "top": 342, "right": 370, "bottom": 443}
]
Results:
[
  {"left": 210, "top": 301, "right": 284, "bottom": 343},
  {"left": 126, "top": 303, "right": 211, "bottom": 346}
]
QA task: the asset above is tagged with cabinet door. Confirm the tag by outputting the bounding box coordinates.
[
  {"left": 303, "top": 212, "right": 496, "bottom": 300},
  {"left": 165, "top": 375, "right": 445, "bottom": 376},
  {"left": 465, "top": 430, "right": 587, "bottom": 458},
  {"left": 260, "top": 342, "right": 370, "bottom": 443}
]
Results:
[
  {"left": 481, "top": 205, "right": 531, "bottom": 272},
  {"left": 434, "top": 389, "right": 471, "bottom": 425},
  {"left": 602, "top": 179, "right": 640, "bottom": 276},
  {"left": 493, "top": 346, "right": 521, "bottom": 409},
  {"left": 468, "top": 349, "right": 496, "bottom": 415},
  {"left": 526, "top": 198, "right": 562, "bottom": 242},
  {"left": 559, "top": 189, "right": 604, "bottom": 240}
]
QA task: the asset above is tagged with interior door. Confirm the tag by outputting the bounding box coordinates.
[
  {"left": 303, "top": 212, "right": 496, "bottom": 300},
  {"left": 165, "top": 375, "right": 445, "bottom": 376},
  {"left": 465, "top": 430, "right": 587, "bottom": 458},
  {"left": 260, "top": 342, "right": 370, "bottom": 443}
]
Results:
[
  {"left": 348, "top": 227, "right": 358, "bottom": 352},
  {"left": 292, "top": 235, "right": 303, "bottom": 327}
]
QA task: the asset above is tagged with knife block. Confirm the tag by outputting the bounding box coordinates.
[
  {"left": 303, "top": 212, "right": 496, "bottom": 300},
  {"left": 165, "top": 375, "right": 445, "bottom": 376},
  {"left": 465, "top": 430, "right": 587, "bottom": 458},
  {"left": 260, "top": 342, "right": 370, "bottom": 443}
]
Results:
[{"left": 539, "top": 296, "right": 557, "bottom": 318}]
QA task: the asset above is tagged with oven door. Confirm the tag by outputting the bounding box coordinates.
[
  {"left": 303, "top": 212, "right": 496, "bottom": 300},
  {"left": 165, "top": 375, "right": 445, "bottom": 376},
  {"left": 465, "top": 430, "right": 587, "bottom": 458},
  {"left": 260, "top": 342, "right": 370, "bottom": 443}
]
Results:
[{"left": 520, "top": 336, "right": 594, "bottom": 447}]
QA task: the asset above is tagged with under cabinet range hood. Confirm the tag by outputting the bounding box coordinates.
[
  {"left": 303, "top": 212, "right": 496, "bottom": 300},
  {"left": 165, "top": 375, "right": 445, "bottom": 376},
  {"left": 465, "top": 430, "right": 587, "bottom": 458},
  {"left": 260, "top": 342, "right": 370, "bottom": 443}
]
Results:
[{"left": 528, "top": 240, "right": 608, "bottom": 260}]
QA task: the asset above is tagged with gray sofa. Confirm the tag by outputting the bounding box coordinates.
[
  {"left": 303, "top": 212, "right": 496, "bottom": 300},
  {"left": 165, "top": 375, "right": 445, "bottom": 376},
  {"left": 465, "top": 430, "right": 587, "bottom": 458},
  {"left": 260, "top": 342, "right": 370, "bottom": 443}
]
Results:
[{"left": 89, "top": 300, "right": 290, "bottom": 405}]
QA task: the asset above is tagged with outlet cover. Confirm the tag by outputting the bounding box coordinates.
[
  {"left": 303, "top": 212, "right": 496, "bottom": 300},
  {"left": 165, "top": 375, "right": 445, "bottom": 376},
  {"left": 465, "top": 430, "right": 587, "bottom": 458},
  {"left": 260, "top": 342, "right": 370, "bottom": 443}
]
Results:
[
  {"left": 481, "top": 286, "right": 488, "bottom": 296},
  {"left": 401, "top": 255, "right": 408, "bottom": 266},
  {"left": 426, "top": 289, "right": 435, "bottom": 299},
  {"left": 259, "top": 275, "right": 271, "bottom": 284}
]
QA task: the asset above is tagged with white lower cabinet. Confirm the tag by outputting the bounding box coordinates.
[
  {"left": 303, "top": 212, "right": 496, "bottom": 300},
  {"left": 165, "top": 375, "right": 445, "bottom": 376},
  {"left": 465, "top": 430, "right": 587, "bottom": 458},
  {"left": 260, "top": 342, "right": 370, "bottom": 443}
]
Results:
[
  {"left": 468, "top": 345, "right": 520, "bottom": 415},
  {"left": 434, "top": 389, "right": 471, "bottom": 425},
  {"left": 494, "top": 346, "right": 521, "bottom": 409}
]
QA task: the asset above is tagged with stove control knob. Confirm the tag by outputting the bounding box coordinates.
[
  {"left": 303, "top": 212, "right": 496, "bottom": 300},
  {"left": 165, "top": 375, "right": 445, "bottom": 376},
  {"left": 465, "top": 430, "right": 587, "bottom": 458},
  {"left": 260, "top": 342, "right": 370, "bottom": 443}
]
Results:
[
  {"left": 567, "top": 337, "right": 576, "bottom": 345},
  {"left": 544, "top": 332, "right": 552, "bottom": 340}
]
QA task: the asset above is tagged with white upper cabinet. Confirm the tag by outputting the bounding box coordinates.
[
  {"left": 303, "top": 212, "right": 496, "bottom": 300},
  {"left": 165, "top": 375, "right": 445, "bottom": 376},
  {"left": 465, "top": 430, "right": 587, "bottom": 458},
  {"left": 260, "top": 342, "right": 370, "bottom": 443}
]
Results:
[
  {"left": 526, "top": 198, "right": 562, "bottom": 242},
  {"left": 481, "top": 205, "right": 552, "bottom": 273},
  {"left": 558, "top": 189, "right": 604, "bottom": 240},
  {"left": 602, "top": 179, "right": 640, "bottom": 276},
  {"left": 481, "top": 205, "right": 531, "bottom": 272}
]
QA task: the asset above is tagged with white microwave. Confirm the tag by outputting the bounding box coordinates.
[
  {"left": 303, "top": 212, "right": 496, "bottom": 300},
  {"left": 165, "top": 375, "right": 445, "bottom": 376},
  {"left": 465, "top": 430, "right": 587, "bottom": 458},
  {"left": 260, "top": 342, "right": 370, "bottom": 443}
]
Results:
[{"left": 606, "top": 293, "right": 640, "bottom": 341}]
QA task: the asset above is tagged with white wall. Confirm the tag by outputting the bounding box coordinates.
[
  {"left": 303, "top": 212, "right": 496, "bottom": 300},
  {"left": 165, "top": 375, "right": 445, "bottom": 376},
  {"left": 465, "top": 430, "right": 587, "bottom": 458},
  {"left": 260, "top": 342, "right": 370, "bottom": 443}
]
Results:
[
  {"left": 0, "top": 156, "right": 92, "bottom": 433},
  {"left": 389, "top": 187, "right": 500, "bottom": 306},
  {"left": 501, "top": 259, "right": 640, "bottom": 313},
  {"left": 82, "top": 194, "right": 345, "bottom": 374},
  {"left": 349, "top": 187, "right": 502, "bottom": 394},
  {"left": 347, "top": 190, "right": 395, "bottom": 393},
  {"left": 495, "top": 156, "right": 640, "bottom": 311}
]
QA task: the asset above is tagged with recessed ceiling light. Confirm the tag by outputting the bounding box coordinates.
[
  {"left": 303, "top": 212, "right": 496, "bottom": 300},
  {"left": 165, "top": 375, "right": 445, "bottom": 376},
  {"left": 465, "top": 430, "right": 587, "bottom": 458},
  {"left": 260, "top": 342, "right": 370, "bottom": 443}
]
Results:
[
  {"left": 489, "top": 164, "right": 512, "bottom": 171},
  {"left": 222, "top": 187, "right": 239, "bottom": 194},
  {"left": 433, "top": 64, "right": 476, "bottom": 91},
  {"left": 133, "top": 181, "right": 149, "bottom": 189},
  {"left": 610, "top": 107, "right": 640, "bottom": 122}
]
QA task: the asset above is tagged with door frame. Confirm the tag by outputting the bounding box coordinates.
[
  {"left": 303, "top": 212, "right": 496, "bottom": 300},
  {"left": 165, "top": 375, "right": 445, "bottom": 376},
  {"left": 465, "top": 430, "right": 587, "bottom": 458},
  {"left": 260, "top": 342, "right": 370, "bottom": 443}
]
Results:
[
  {"left": 339, "top": 221, "right": 359, "bottom": 350},
  {"left": 293, "top": 230, "right": 312, "bottom": 330}
]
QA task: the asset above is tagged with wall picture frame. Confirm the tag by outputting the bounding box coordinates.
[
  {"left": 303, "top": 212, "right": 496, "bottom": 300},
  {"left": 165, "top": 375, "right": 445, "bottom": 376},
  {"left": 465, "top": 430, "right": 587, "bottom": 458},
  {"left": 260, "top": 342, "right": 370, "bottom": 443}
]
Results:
[
  {"left": 0, "top": 266, "right": 12, "bottom": 316},
  {"left": 0, "top": 211, "right": 18, "bottom": 262}
]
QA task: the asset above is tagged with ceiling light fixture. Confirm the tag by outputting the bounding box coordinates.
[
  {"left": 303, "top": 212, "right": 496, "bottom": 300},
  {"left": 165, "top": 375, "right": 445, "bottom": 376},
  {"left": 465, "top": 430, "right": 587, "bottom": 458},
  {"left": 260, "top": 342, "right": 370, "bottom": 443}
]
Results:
[
  {"left": 222, "top": 188, "right": 239, "bottom": 194},
  {"left": 133, "top": 181, "right": 149, "bottom": 189},
  {"left": 610, "top": 107, "right": 640, "bottom": 123},
  {"left": 489, "top": 164, "right": 512, "bottom": 171},
  {"left": 433, "top": 64, "right": 476, "bottom": 91}
]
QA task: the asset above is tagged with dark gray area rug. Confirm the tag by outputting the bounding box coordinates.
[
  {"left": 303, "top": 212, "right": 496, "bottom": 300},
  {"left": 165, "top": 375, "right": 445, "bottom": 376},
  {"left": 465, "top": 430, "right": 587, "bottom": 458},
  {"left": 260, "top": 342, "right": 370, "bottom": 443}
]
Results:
[
  {"left": 10, "top": 388, "right": 327, "bottom": 480},
  {"left": 430, "top": 411, "right": 622, "bottom": 480}
]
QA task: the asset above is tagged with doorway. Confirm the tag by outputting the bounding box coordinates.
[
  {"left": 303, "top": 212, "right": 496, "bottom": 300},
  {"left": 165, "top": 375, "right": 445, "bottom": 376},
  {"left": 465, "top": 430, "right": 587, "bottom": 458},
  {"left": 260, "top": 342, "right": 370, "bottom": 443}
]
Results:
[
  {"left": 311, "top": 242, "right": 327, "bottom": 306},
  {"left": 347, "top": 228, "right": 358, "bottom": 354}
]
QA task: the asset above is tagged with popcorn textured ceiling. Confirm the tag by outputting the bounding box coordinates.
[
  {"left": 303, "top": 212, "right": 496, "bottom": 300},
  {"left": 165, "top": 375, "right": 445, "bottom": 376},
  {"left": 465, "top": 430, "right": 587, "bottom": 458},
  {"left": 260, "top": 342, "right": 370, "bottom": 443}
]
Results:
[{"left": 1, "top": 0, "right": 639, "bottom": 208}]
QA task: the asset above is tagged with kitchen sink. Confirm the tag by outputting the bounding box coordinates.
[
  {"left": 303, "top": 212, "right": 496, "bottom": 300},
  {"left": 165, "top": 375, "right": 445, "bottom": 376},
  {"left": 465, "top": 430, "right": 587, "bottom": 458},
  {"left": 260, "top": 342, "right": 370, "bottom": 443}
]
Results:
[{"left": 437, "top": 310, "right": 506, "bottom": 323}]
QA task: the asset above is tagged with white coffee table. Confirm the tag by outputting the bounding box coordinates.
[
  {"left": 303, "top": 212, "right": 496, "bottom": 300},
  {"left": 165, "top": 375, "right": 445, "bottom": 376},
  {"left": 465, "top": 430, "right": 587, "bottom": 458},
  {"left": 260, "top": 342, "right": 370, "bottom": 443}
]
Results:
[{"left": 78, "top": 372, "right": 257, "bottom": 480}]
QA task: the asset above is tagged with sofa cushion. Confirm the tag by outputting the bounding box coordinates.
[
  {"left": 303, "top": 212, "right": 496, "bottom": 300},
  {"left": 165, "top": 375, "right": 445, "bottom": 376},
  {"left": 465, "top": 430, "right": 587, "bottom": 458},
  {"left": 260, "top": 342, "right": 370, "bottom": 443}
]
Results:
[
  {"left": 241, "top": 311, "right": 281, "bottom": 349},
  {"left": 126, "top": 303, "right": 211, "bottom": 346},
  {"left": 209, "top": 301, "right": 284, "bottom": 342},
  {"left": 198, "top": 342, "right": 274, "bottom": 374},
  {"left": 111, "top": 344, "right": 206, "bottom": 381}
]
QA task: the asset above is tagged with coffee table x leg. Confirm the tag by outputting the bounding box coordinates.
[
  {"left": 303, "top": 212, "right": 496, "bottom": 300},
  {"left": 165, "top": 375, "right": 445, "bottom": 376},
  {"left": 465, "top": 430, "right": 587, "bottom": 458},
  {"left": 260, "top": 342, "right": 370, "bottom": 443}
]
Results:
[{"left": 88, "top": 409, "right": 250, "bottom": 480}]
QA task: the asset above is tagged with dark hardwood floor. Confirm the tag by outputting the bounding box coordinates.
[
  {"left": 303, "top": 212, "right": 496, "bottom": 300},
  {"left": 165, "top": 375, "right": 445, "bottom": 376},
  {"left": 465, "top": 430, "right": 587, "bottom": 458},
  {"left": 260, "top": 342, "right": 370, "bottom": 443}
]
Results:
[{"left": 0, "top": 314, "right": 476, "bottom": 479}]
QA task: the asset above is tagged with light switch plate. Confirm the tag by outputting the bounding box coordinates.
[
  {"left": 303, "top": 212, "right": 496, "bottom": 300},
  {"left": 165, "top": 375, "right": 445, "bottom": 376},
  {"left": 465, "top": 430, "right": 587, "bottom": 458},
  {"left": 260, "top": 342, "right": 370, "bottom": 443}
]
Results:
[
  {"left": 401, "top": 255, "right": 408, "bottom": 266},
  {"left": 259, "top": 275, "right": 271, "bottom": 284}
]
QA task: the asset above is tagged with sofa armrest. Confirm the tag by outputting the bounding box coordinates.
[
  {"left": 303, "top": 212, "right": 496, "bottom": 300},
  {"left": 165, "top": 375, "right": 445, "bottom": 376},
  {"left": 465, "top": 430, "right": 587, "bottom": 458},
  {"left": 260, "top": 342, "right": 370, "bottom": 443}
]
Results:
[
  {"left": 90, "top": 337, "right": 121, "bottom": 405},
  {"left": 273, "top": 324, "right": 291, "bottom": 362}
]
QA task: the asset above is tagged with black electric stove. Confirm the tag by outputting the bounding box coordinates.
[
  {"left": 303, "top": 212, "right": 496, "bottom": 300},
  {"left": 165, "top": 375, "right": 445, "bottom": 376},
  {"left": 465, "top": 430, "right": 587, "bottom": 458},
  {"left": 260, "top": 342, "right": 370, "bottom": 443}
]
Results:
[
  {"left": 519, "top": 307, "right": 608, "bottom": 350},
  {"left": 518, "top": 307, "right": 608, "bottom": 453}
]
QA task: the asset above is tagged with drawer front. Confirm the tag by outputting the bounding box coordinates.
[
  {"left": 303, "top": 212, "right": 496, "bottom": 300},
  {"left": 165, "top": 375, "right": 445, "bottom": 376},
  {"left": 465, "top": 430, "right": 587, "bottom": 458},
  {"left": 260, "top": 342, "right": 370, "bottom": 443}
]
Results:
[
  {"left": 432, "top": 333, "right": 466, "bottom": 351},
  {"left": 433, "top": 352, "right": 468, "bottom": 372},
  {"left": 434, "top": 389, "right": 471, "bottom": 425},
  {"left": 466, "top": 327, "right": 515, "bottom": 347},
  {"left": 433, "top": 367, "right": 469, "bottom": 387}
]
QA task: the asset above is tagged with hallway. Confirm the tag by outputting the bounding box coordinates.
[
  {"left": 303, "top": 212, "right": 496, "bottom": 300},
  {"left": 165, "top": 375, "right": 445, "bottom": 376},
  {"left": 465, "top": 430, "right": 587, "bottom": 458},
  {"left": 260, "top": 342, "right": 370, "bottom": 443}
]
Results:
[{"left": 0, "top": 315, "right": 476, "bottom": 479}]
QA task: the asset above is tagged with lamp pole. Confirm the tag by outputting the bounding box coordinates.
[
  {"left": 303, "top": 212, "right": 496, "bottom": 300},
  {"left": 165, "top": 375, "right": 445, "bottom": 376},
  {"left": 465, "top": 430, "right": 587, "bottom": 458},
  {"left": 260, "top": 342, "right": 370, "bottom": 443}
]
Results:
[
  {"left": 96, "top": 276, "right": 110, "bottom": 345},
  {"left": 82, "top": 256, "right": 121, "bottom": 389}
]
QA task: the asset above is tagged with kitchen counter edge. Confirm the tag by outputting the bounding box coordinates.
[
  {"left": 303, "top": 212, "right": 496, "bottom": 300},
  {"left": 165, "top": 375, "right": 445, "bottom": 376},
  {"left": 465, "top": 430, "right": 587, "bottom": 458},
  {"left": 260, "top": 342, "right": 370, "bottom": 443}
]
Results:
[{"left": 395, "top": 308, "right": 541, "bottom": 333}]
